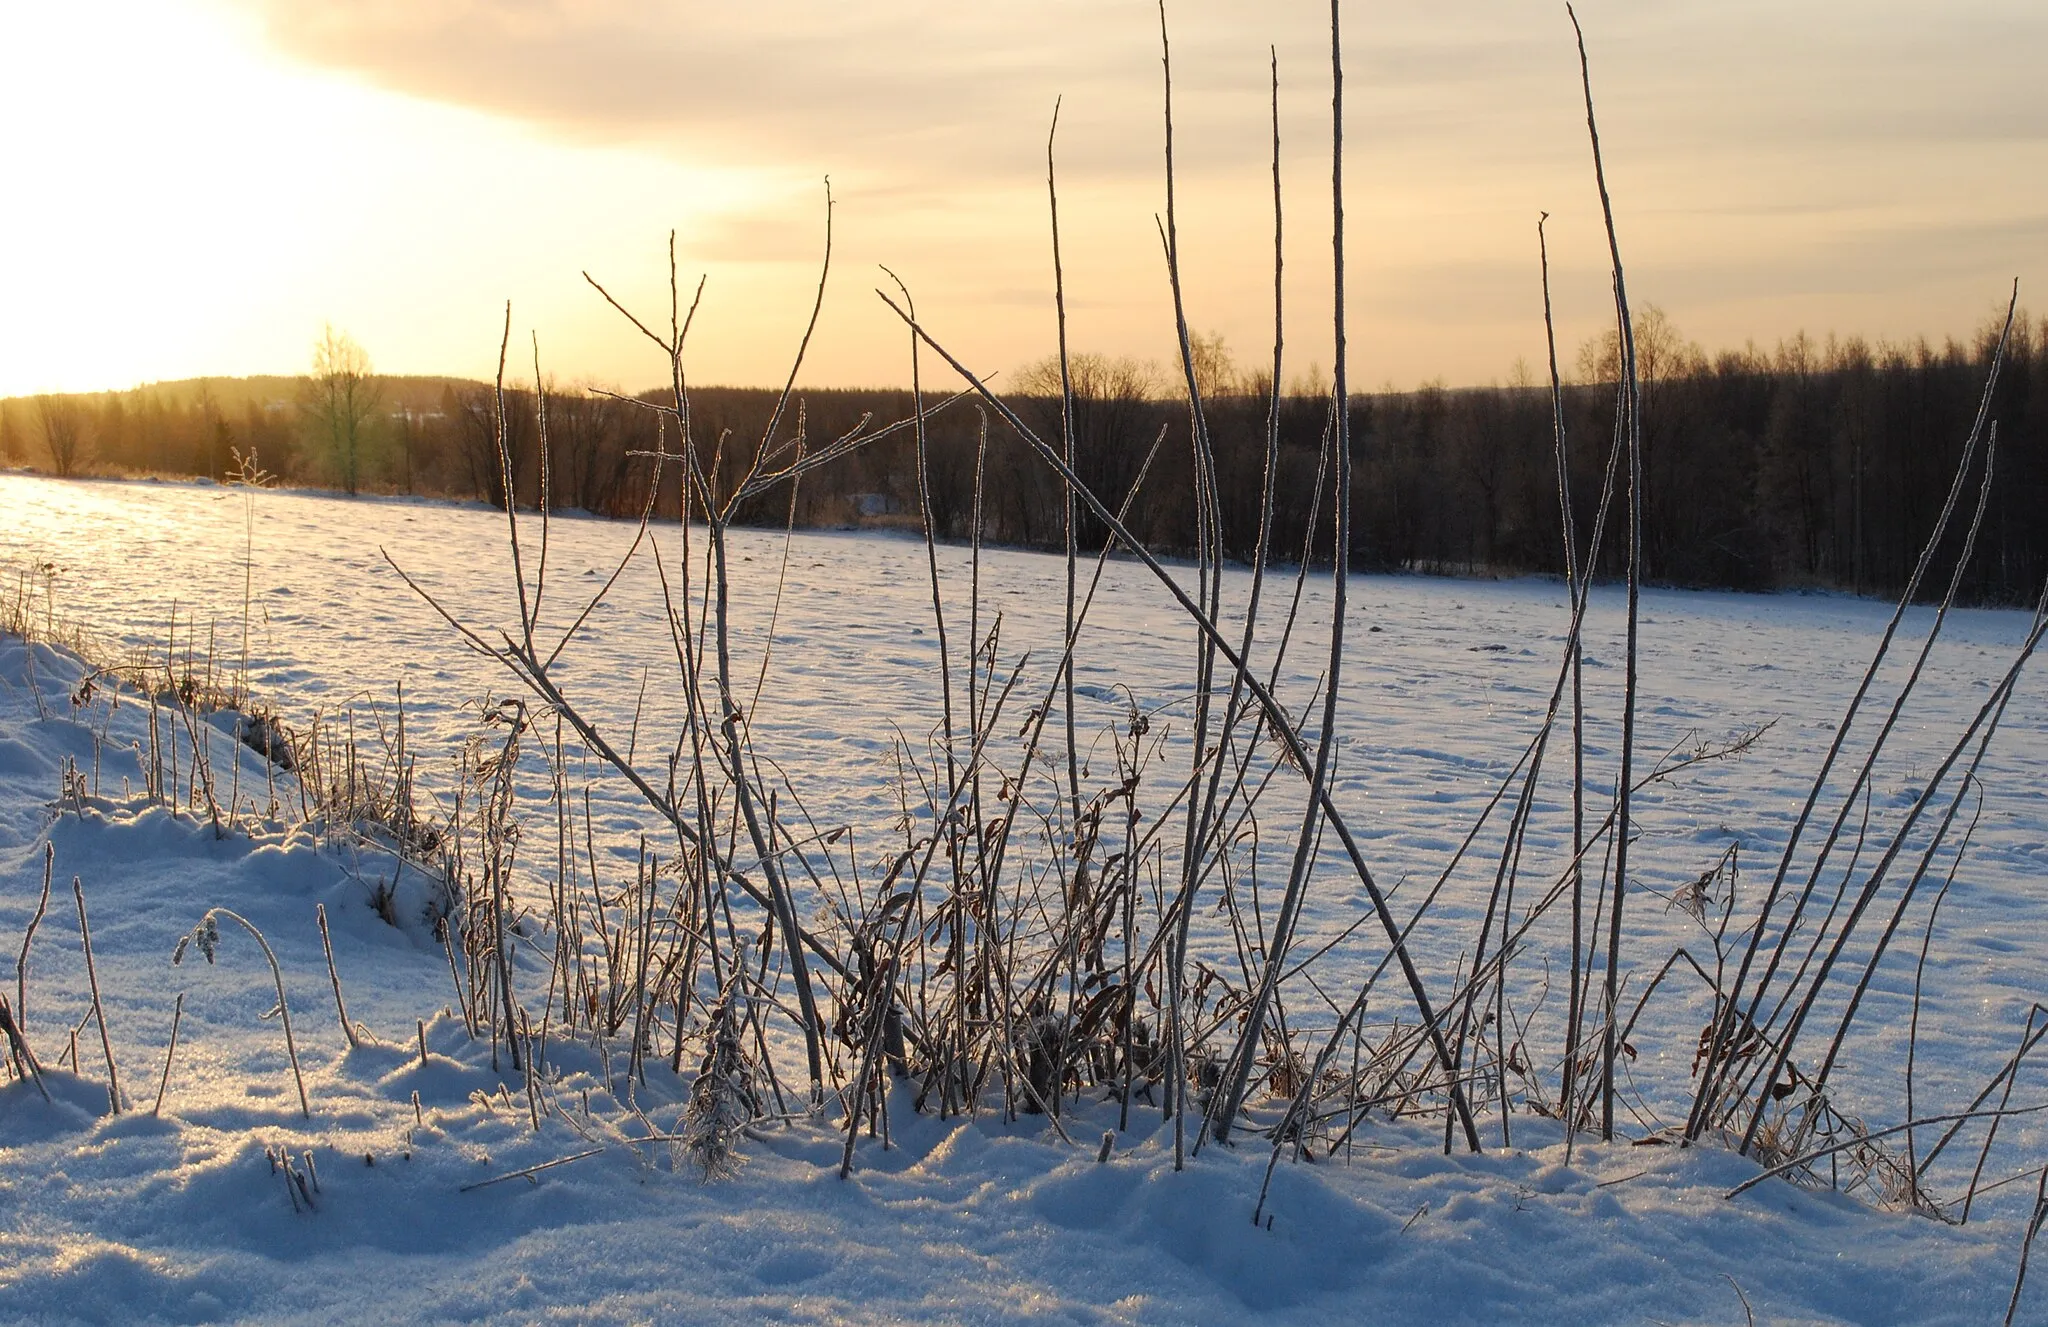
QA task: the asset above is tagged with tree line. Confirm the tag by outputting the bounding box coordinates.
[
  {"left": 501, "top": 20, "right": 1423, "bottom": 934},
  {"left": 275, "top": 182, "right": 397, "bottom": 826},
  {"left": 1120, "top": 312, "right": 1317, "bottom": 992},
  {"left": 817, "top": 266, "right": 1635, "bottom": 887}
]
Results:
[{"left": 3, "top": 309, "right": 2040, "bottom": 603}]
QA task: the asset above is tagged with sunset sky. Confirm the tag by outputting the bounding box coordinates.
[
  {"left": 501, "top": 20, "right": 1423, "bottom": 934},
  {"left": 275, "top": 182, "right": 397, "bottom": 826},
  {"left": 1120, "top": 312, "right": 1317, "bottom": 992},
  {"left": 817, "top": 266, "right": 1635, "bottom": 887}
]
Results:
[{"left": 2, "top": 1, "right": 2042, "bottom": 399}]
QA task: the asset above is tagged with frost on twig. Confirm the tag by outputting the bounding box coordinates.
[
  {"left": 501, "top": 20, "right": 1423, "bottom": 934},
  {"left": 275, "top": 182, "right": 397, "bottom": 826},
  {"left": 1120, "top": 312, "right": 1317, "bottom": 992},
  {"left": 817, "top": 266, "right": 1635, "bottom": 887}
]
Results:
[
  {"left": 174, "top": 907, "right": 310, "bottom": 1118},
  {"left": 675, "top": 993, "right": 762, "bottom": 1182}
]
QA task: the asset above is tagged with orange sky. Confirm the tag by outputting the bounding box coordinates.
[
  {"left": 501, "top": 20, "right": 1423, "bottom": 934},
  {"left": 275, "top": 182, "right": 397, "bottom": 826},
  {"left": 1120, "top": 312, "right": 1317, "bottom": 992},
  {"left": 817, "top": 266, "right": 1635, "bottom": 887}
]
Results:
[{"left": 1, "top": 1, "right": 2042, "bottom": 399}]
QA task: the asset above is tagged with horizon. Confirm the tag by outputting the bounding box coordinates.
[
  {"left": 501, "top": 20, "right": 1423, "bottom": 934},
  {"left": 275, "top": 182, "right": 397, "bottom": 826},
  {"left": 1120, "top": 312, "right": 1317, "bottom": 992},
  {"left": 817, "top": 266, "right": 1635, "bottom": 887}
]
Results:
[
  {"left": 1, "top": 3, "right": 2042, "bottom": 400},
  {"left": 7, "top": 298, "right": 2032, "bottom": 407}
]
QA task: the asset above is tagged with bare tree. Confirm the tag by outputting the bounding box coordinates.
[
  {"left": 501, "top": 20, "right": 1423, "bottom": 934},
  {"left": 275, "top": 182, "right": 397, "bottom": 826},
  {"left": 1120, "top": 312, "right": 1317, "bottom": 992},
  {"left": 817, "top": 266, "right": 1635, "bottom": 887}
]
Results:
[
  {"left": 34, "top": 396, "right": 89, "bottom": 478},
  {"left": 1576, "top": 303, "right": 1703, "bottom": 386},
  {"left": 455, "top": 385, "right": 536, "bottom": 510},
  {"left": 1576, "top": 304, "right": 1707, "bottom": 580},
  {"left": 1014, "top": 351, "right": 1160, "bottom": 542},
  {"left": 546, "top": 385, "right": 637, "bottom": 515},
  {"left": 301, "top": 326, "right": 381, "bottom": 496},
  {"left": 1185, "top": 330, "right": 1240, "bottom": 400}
]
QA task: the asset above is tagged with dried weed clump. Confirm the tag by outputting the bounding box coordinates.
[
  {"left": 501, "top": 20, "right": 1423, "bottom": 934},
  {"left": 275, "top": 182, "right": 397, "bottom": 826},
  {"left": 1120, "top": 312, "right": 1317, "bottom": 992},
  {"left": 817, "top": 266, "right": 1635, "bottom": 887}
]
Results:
[{"left": 678, "top": 989, "right": 763, "bottom": 1182}]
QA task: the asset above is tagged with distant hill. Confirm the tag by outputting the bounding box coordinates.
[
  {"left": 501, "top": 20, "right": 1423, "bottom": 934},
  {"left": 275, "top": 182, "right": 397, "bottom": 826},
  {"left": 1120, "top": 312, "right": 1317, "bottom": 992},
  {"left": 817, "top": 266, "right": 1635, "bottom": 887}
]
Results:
[{"left": 0, "top": 374, "right": 491, "bottom": 414}]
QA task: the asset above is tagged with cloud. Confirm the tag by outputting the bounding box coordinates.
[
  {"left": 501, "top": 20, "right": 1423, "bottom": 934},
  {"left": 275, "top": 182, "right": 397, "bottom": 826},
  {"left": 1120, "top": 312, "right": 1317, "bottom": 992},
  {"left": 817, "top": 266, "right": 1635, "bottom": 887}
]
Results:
[
  {"left": 227, "top": 2, "right": 1696, "bottom": 191},
  {"left": 232, "top": 1, "right": 2048, "bottom": 211},
  {"left": 239, "top": 1, "right": 1162, "bottom": 180}
]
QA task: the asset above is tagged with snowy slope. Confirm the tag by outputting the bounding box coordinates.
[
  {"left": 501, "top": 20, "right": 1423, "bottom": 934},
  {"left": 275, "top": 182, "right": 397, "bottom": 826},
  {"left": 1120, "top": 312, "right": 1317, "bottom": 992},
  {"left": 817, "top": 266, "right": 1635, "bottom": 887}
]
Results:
[
  {"left": 4, "top": 473, "right": 2045, "bottom": 1132},
  {"left": 3, "top": 472, "right": 2048, "bottom": 1324}
]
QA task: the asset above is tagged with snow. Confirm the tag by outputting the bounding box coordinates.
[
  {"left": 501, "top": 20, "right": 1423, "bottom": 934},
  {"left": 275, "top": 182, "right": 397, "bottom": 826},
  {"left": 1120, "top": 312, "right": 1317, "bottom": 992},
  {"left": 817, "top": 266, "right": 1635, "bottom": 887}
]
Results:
[{"left": 3, "top": 470, "right": 2047, "bottom": 1324}]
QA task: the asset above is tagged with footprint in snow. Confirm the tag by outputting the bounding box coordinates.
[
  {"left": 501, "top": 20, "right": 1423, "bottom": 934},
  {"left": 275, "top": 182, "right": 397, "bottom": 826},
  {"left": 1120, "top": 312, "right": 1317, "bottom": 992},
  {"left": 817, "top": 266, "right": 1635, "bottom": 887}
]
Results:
[{"left": 754, "top": 1248, "right": 832, "bottom": 1285}]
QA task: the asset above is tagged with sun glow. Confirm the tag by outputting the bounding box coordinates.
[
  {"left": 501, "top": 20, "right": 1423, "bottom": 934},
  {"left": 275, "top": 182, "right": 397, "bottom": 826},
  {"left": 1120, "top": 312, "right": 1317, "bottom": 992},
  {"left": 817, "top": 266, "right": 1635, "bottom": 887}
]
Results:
[{"left": 0, "top": 1, "right": 783, "bottom": 397}]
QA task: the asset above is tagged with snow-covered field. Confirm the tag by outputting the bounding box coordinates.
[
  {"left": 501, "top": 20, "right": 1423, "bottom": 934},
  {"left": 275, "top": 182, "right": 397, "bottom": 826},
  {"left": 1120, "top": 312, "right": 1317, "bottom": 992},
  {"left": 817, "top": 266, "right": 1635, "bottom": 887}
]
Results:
[{"left": 3, "top": 469, "right": 2047, "bottom": 1324}]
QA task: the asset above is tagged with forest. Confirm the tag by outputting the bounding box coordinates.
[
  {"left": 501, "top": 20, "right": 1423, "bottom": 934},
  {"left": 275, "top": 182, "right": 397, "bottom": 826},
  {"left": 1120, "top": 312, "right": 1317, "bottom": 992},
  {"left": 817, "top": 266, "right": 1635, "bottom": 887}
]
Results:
[{"left": 3, "top": 307, "right": 2041, "bottom": 604}]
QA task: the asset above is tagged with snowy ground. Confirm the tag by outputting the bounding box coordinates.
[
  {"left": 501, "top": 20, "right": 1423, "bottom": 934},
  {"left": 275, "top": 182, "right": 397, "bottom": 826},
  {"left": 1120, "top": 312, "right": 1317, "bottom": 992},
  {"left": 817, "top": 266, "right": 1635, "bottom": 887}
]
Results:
[{"left": 3, "top": 470, "right": 2048, "bottom": 1323}]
